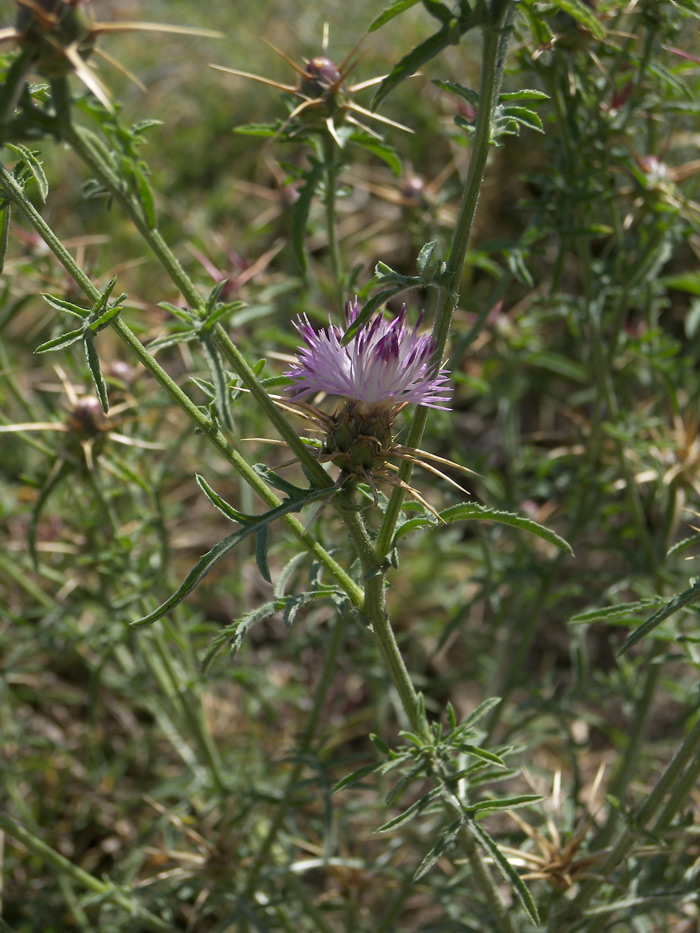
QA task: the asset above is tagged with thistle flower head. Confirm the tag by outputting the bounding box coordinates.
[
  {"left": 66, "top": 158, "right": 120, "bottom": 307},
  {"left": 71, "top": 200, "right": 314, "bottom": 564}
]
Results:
[{"left": 286, "top": 299, "right": 451, "bottom": 415}]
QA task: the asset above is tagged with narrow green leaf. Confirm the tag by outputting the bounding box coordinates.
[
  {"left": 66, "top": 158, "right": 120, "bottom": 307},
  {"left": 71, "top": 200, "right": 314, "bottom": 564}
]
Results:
[
  {"left": 255, "top": 525, "right": 271, "bottom": 583},
  {"left": 199, "top": 334, "right": 234, "bottom": 430},
  {"left": 147, "top": 329, "right": 197, "bottom": 351},
  {"left": 90, "top": 276, "right": 118, "bottom": 318},
  {"left": 385, "top": 763, "right": 425, "bottom": 807},
  {"left": 433, "top": 79, "right": 479, "bottom": 107},
  {"left": 29, "top": 458, "right": 73, "bottom": 568},
  {"left": 421, "top": 0, "right": 455, "bottom": 25},
  {"left": 34, "top": 328, "right": 85, "bottom": 354},
  {"left": 342, "top": 287, "right": 404, "bottom": 344},
  {"left": 462, "top": 696, "right": 502, "bottom": 729},
  {"left": 158, "top": 302, "right": 195, "bottom": 323},
  {"left": 619, "top": 578, "right": 700, "bottom": 656},
  {"left": 373, "top": 22, "right": 469, "bottom": 108},
  {"left": 333, "top": 761, "right": 383, "bottom": 793},
  {"left": 370, "top": 733, "right": 392, "bottom": 756},
  {"left": 440, "top": 502, "right": 573, "bottom": 555},
  {"left": 500, "top": 90, "right": 549, "bottom": 102},
  {"left": 41, "top": 293, "right": 89, "bottom": 319},
  {"left": 234, "top": 122, "right": 280, "bottom": 137},
  {"left": 550, "top": 0, "right": 605, "bottom": 39},
  {"left": 89, "top": 302, "right": 123, "bottom": 333},
  {"left": 377, "top": 791, "right": 436, "bottom": 833},
  {"left": 368, "top": 0, "right": 421, "bottom": 31},
  {"left": 290, "top": 161, "right": 323, "bottom": 274},
  {"left": 471, "top": 794, "right": 542, "bottom": 812},
  {"left": 0, "top": 203, "right": 10, "bottom": 274},
  {"left": 349, "top": 131, "right": 402, "bottom": 175},
  {"left": 135, "top": 165, "right": 157, "bottom": 229},
  {"left": 412, "top": 819, "right": 463, "bottom": 881},
  {"left": 6, "top": 143, "right": 48, "bottom": 202},
  {"left": 459, "top": 745, "right": 506, "bottom": 767},
  {"left": 83, "top": 333, "right": 109, "bottom": 413},
  {"left": 570, "top": 600, "right": 662, "bottom": 625},
  {"left": 205, "top": 300, "right": 247, "bottom": 329},
  {"left": 469, "top": 821, "right": 540, "bottom": 925},
  {"left": 196, "top": 474, "right": 253, "bottom": 524}
]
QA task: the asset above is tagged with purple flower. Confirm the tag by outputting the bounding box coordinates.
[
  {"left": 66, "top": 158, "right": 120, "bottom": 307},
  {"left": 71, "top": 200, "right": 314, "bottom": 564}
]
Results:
[{"left": 286, "top": 299, "right": 452, "bottom": 413}]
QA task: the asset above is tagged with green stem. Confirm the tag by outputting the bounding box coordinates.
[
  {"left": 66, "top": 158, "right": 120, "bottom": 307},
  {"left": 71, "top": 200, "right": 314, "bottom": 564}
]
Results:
[
  {"left": 243, "top": 613, "right": 348, "bottom": 898},
  {"left": 0, "top": 811, "right": 171, "bottom": 933},
  {"left": 0, "top": 159, "right": 364, "bottom": 610},
  {"left": 375, "top": 3, "right": 515, "bottom": 558},
  {"left": 337, "top": 492, "right": 426, "bottom": 736}
]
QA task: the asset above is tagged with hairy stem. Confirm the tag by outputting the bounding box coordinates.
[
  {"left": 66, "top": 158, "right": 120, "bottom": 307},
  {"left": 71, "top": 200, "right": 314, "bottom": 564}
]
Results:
[{"left": 375, "top": 3, "right": 515, "bottom": 558}]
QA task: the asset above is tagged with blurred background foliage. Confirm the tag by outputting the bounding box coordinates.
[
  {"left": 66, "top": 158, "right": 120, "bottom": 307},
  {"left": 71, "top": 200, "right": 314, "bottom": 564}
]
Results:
[{"left": 2, "top": 0, "right": 700, "bottom": 930}]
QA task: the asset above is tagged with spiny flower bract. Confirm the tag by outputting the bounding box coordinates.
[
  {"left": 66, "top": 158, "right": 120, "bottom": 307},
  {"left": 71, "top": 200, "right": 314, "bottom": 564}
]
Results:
[{"left": 286, "top": 299, "right": 451, "bottom": 414}]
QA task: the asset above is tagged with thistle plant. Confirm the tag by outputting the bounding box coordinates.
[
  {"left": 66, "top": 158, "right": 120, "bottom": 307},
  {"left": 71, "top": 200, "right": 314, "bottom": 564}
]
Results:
[{"left": 2, "top": 2, "right": 700, "bottom": 932}]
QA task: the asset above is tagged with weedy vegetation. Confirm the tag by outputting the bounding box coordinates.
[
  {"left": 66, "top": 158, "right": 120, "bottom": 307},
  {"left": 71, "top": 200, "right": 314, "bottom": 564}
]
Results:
[{"left": 1, "top": 0, "right": 700, "bottom": 930}]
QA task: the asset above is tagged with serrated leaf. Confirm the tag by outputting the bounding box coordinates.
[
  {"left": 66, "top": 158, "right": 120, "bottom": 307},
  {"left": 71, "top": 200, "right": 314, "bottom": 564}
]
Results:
[
  {"left": 196, "top": 474, "right": 252, "bottom": 524},
  {"left": 201, "top": 600, "right": 281, "bottom": 672},
  {"left": 7, "top": 143, "right": 48, "bottom": 202},
  {"left": 469, "top": 821, "right": 540, "bottom": 925},
  {"left": 34, "top": 328, "right": 85, "bottom": 354},
  {"left": 41, "top": 293, "right": 89, "bottom": 319},
  {"left": 440, "top": 502, "right": 573, "bottom": 555},
  {"left": 290, "top": 161, "right": 323, "bottom": 274},
  {"left": 0, "top": 203, "right": 10, "bottom": 275},
  {"left": 133, "top": 485, "right": 337, "bottom": 626},
  {"left": 619, "top": 578, "right": 700, "bottom": 656},
  {"left": 550, "top": 0, "right": 605, "bottom": 39},
  {"left": 570, "top": 599, "right": 663, "bottom": 625},
  {"left": 368, "top": 0, "right": 421, "bottom": 31},
  {"left": 413, "top": 819, "right": 463, "bottom": 881}
]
